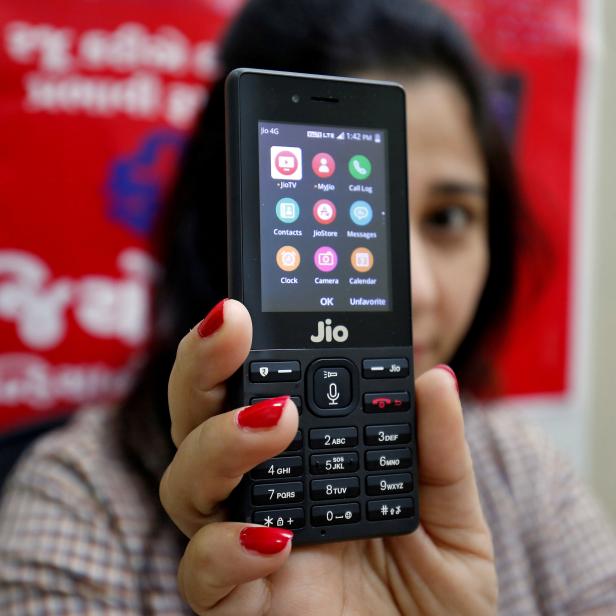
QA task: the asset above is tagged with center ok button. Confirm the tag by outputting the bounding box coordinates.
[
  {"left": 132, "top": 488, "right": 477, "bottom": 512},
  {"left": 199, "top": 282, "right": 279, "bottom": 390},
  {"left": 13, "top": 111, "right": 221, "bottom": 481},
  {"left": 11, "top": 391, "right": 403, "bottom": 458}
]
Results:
[
  {"left": 307, "top": 359, "right": 357, "bottom": 417},
  {"left": 314, "top": 367, "right": 352, "bottom": 410}
]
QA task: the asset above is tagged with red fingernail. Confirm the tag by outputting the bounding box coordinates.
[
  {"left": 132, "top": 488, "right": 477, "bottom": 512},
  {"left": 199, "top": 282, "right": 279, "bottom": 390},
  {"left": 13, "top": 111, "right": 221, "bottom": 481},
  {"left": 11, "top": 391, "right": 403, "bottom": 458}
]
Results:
[
  {"left": 197, "top": 299, "right": 227, "bottom": 338},
  {"left": 236, "top": 396, "right": 289, "bottom": 429},
  {"left": 239, "top": 526, "right": 293, "bottom": 555},
  {"left": 436, "top": 364, "right": 459, "bottom": 394}
]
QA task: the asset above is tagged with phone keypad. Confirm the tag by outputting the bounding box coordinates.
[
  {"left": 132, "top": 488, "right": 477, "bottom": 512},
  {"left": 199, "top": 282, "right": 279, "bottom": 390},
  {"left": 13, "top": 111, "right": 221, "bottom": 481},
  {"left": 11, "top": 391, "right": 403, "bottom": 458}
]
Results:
[{"left": 245, "top": 353, "right": 416, "bottom": 540}]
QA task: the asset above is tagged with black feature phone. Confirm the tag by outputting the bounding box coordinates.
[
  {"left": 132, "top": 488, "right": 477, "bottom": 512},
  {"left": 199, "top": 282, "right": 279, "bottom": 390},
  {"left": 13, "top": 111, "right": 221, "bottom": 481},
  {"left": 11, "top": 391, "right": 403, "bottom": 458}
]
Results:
[{"left": 225, "top": 68, "right": 418, "bottom": 545}]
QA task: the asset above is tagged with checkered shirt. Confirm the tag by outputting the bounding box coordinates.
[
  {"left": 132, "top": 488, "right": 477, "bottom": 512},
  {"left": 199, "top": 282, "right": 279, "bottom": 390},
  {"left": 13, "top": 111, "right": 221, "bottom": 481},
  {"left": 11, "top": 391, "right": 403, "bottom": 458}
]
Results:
[{"left": 1, "top": 406, "right": 615, "bottom": 614}]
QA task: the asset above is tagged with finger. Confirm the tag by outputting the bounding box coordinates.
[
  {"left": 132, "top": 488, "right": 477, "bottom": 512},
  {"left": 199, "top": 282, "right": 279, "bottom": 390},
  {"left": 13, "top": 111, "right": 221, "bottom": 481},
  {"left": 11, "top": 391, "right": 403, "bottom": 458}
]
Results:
[
  {"left": 168, "top": 298, "right": 252, "bottom": 446},
  {"left": 384, "top": 366, "right": 496, "bottom": 613},
  {"left": 178, "top": 523, "right": 293, "bottom": 615},
  {"left": 415, "top": 365, "right": 490, "bottom": 540},
  {"left": 160, "top": 396, "right": 299, "bottom": 537}
]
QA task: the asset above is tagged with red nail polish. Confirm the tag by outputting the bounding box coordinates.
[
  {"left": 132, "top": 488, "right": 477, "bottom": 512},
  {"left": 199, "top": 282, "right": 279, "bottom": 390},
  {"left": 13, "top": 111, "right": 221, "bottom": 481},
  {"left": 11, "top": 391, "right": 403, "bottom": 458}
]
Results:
[
  {"left": 239, "top": 526, "right": 293, "bottom": 554},
  {"left": 237, "top": 396, "right": 289, "bottom": 429},
  {"left": 436, "top": 364, "right": 459, "bottom": 394},
  {"left": 197, "top": 299, "right": 227, "bottom": 338}
]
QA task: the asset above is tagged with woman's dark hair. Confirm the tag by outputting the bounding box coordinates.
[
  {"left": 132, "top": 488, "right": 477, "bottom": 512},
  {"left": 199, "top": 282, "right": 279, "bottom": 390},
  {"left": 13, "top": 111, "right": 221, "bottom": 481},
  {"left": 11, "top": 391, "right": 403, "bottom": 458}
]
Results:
[{"left": 115, "top": 0, "right": 520, "bottom": 589}]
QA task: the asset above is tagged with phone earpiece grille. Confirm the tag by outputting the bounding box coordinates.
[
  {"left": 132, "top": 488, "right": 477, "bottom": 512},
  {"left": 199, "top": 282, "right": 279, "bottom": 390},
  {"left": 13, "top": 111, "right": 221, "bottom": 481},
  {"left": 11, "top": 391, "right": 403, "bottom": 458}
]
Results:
[{"left": 310, "top": 96, "right": 339, "bottom": 103}]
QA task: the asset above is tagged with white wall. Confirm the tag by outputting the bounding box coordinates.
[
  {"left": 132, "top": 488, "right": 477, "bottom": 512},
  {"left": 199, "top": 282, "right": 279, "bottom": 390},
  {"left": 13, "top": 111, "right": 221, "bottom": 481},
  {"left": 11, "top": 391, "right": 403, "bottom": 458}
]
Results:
[{"left": 589, "top": 0, "right": 616, "bottom": 522}]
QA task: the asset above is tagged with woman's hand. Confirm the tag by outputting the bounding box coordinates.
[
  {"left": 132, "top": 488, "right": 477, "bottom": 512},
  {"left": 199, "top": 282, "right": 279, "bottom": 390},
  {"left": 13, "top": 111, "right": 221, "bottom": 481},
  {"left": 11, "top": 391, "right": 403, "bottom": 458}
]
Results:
[{"left": 160, "top": 299, "right": 497, "bottom": 615}]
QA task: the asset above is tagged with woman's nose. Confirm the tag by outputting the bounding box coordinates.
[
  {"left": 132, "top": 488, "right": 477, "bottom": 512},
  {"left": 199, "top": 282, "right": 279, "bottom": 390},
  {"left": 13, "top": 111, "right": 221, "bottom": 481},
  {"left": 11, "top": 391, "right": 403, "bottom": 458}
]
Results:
[{"left": 410, "top": 230, "right": 438, "bottom": 313}]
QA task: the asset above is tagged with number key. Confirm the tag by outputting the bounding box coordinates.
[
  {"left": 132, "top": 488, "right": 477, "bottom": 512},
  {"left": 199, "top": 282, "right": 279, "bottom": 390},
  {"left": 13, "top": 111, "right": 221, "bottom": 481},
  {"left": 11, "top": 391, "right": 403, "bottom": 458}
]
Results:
[
  {"left": 364, "top": 424, "right": 411, "bottom": 446},
  {"left": 310, "top": 452, "right": 358, "bottom": 475},
  {"left": 366, "top": 473, "right": 412, "bottom": 496},
  {"left": 365, "top": 448, "right": 411, "bottom": 471},
  {"left": 251, "top": 456, "right": 303, "bottom": 480},
  {"left": 312, "top": 503, "right": 360, "bottom": 526},
  {"left": 252, "top": 482, "right": 304, "bottom": 505},
  {"left": 309, "top": 427, "right": 358, "bottom": 449}
]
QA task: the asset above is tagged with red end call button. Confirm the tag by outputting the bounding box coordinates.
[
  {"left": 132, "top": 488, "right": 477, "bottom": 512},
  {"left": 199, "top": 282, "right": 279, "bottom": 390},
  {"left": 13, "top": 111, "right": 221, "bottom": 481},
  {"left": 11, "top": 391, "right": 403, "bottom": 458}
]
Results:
[{"left": 363, "top": 392, "right": 410, "bottom": 413}]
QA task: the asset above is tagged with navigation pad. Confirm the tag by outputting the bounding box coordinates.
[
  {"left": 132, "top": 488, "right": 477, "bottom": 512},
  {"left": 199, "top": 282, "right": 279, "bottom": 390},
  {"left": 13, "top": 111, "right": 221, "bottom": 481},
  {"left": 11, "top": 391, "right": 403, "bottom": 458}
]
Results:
[
  {"left": 306, "top": 358, "right": 358, "bottom": 417},
  {"left": 313, "top": 366, "right": 352, "bottom": 409}
]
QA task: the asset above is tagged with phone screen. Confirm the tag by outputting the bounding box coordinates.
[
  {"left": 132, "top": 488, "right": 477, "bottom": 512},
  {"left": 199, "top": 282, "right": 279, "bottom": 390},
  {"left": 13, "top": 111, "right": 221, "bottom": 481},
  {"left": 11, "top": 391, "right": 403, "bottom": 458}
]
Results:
[{"left": 257, "top": 121, "right": 392, "bottom": 313}]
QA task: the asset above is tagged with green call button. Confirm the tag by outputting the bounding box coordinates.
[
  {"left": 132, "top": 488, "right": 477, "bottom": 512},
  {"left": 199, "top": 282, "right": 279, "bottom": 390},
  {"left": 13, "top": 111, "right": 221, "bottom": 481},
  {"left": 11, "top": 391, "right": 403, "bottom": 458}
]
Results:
[{"left": 348, "top": 155, "right": 372, "bottom": 180}]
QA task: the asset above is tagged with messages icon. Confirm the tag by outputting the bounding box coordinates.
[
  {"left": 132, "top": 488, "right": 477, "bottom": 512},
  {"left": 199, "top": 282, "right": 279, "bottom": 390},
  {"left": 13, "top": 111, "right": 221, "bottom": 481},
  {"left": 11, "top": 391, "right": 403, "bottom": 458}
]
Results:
[{"left": 349, "top": 200, "right": 373, "bottom": 226}]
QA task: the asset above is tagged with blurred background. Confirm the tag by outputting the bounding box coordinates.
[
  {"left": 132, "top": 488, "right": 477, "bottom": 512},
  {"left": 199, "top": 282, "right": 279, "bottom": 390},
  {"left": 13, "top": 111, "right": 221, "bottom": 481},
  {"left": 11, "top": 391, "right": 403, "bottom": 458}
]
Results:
[{"left": 0, "top": 0, "right": 614, "bottom": 520}]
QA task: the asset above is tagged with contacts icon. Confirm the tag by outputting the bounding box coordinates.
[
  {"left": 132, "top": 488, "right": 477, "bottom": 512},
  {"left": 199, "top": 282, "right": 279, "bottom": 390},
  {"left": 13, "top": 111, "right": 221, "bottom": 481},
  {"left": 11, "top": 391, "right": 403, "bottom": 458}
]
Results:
[{"left": 276, "top": 198, "right": 300, "bottom": 223}]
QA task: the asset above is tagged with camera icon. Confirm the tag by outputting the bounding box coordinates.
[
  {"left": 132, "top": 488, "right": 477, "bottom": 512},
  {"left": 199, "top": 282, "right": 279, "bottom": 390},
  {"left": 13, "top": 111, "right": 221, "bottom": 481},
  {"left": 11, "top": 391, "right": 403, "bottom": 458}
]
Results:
[
  {"left": 314, "top": 246, "right": 338, "bottom": 272},
  {"left": 318, "top": 251, "right": 334, "bottom": 266}
]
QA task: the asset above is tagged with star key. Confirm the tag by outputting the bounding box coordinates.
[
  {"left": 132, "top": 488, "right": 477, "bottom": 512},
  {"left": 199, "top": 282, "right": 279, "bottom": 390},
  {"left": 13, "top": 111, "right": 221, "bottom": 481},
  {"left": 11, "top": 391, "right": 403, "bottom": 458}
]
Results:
[{"left": 253, "top": 508, "right": 304, "bottom": 529}]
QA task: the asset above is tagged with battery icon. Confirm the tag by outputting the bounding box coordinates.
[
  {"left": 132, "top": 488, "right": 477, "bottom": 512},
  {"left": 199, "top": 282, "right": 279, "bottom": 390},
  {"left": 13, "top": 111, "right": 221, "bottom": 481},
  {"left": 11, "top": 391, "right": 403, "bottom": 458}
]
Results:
[{"left": 374, "top": 133, "right": 381, "bottom": 143}]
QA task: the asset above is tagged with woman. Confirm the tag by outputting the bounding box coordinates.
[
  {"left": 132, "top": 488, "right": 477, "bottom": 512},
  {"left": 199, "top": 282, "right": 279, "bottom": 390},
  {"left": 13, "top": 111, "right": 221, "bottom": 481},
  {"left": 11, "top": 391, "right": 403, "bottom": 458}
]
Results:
[{"left": 1, "top": 0, "right": 615, "bottom": 614}]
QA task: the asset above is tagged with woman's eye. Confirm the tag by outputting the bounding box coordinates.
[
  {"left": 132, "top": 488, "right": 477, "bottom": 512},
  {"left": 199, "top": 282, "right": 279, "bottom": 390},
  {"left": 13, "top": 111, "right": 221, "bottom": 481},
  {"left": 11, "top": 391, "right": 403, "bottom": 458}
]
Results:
[{"left": 425, "top": 205, "right": 474, "bottom": 233}]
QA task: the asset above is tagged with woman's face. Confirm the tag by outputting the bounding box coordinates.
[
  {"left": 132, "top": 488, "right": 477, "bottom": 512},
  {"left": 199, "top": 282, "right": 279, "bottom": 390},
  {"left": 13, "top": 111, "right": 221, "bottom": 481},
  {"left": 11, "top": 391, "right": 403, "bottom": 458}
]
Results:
[{"left": 399, "top": 73, "right": 489, "bottom": 376}]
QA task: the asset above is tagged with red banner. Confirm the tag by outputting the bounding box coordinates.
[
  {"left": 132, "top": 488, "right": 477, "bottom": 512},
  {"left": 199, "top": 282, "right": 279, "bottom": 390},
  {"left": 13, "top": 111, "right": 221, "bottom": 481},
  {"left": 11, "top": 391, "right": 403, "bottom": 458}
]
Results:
[
  {"left": 437, "top": 0, "right": 581, "bottom": 397},
  {"left": 0, "top": 0, "right": 582, "bottom": 432},
  {"left": 0, "top": 1, "right": 240, "bottom": 430}
]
